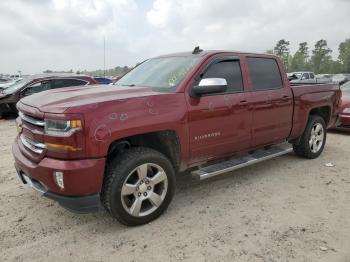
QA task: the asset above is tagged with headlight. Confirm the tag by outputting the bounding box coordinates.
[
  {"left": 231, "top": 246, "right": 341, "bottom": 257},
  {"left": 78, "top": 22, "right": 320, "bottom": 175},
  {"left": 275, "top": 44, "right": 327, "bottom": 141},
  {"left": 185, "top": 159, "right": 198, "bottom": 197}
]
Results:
[
  {"left": 44, "top": 119, "right": 82, "bottom": 137},
  {"left": 343, "top": 108, "right": 350, "bottom": 114}
]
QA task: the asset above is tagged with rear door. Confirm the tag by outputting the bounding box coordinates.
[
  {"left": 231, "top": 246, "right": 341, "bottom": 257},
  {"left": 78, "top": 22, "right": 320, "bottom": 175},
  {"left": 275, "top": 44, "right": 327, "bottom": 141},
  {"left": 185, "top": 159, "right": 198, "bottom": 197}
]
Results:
[
  {"left": 245, "top": 56, "right": 293, "bottom": 147},
  {"left": 187, "top": 55, "right": 252, "bottom": 164}
]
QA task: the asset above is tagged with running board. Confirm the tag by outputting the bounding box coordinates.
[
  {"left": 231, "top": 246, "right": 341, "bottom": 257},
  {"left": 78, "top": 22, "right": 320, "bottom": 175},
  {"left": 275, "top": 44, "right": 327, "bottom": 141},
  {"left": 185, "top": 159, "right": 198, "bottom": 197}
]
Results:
[{"left": 191, "top": 143, "right": 293, "bottom": 180}]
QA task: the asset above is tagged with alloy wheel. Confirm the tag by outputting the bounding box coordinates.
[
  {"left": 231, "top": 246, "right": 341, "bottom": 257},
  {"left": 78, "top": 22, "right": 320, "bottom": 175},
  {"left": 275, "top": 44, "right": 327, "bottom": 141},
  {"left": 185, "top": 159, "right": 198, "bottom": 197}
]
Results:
[{"left": 120, "top": 163, "right": 168, "bottom": 217}]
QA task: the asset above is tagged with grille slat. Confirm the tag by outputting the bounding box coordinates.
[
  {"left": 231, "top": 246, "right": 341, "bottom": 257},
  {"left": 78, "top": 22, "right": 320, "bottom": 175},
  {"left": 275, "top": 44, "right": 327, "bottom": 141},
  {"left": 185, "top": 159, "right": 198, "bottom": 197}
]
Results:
[
  {"left": 19, "top": 112, "right": 45, "bottom": 127},
  {"left": 20, "top": 134, "right": 46, "bottom": 154}
]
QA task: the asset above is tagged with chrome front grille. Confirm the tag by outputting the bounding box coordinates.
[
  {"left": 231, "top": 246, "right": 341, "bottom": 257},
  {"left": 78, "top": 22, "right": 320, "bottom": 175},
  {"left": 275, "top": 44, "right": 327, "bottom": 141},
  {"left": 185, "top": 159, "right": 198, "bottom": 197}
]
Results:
[
  {"left": 19, "top": 111, "right": 45, "bottom": 127},
  {"left": 20, "top": 134, "right": 46, "bottom": 154}
]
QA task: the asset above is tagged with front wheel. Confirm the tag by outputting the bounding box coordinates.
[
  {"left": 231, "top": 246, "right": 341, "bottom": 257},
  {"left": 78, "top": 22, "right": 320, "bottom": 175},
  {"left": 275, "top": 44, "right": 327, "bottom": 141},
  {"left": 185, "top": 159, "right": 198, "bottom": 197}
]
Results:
[
  {"left": 101, "top": 147, "right": 176, "bottom": 226},
  {"left": 293, "top": 115, "right": 326, "bottom": 159}
]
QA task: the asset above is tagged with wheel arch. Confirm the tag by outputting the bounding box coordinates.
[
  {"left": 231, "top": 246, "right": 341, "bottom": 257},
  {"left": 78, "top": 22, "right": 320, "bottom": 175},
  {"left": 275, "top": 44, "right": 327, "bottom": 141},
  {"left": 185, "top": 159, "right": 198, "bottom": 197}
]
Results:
[
  {"left": 290, "top": 105, "right": 331, "bottom": 145},
  {"left": 106, "top": 130, "right": 181, "bottom": 172},
  {"left": 308, "top": 106, "right": 331, "bottom": 127}
]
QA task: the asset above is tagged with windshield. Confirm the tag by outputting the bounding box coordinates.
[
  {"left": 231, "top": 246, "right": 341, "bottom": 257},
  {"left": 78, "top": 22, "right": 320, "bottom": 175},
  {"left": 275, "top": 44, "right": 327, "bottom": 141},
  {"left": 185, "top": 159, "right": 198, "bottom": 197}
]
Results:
[
  {"left": 2, "top": 78, "right": 31, "bottom": 94},
  {"left": 115, "top": 56, "right": 200, "bottom": 92},
  {"left": 341, "top": 81, "right": 350, "bottom": 92}
]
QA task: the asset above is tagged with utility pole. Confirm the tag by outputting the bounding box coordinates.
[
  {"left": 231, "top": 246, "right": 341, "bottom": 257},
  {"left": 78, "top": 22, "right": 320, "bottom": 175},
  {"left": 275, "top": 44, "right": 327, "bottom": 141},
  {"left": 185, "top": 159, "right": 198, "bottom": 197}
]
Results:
[{"left": 103, "top": 36, "right": 106, "bottom": 77}]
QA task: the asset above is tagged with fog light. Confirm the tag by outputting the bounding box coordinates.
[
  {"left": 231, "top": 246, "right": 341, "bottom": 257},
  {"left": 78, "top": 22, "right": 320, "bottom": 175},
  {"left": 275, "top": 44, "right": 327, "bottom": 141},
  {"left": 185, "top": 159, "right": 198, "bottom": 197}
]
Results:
[{"left": 53, "top": 171, "right": 64, "bottom": 189}]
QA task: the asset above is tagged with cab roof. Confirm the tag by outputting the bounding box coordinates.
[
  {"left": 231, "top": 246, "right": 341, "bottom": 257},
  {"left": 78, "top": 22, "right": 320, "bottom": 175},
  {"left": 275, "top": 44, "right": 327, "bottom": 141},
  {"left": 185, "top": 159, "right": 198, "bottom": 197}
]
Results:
[
  {"left": 25, "top": 73, "right": 91, "bottom": 81},
  {"left": 156, "top": 50, "right": 278, "bottom": 59}
]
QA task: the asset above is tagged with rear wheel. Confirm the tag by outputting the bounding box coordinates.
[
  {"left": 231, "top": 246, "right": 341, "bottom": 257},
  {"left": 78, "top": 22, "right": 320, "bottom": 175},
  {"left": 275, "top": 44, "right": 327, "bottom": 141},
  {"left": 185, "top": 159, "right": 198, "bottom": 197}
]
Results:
[
  {"left": 293, "top": 115, "right": 326, "bottom": 159},
  {"left": 101, "top": 147, "right": 176, "bottom": 226}
]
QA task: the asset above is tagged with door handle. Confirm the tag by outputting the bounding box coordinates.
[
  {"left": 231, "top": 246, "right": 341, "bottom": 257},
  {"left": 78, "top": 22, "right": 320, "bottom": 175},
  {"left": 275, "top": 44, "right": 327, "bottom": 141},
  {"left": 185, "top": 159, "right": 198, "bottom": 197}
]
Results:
[
  {"left": 239, "top": 100, "right": 248, "bottom": 105},
  {"left": 281, "top": 95, "right": 290, "bottom": 100}
]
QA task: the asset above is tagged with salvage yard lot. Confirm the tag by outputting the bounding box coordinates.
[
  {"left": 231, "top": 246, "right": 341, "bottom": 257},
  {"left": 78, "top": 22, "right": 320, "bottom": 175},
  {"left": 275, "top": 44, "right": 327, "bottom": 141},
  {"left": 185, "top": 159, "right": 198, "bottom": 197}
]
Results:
[{"left": 0, "top": 118, "right": 349, "bottom": 262}]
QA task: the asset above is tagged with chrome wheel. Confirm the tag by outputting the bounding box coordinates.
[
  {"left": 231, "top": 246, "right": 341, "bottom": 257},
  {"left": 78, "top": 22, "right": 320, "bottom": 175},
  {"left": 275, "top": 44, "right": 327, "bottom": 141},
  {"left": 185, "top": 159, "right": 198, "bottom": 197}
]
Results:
[
  {"left": 121, "top": 163, "right": 168, "bottom": 217},
  {"left": 309, "top": 123, "right": 324, "bottom": 153}
]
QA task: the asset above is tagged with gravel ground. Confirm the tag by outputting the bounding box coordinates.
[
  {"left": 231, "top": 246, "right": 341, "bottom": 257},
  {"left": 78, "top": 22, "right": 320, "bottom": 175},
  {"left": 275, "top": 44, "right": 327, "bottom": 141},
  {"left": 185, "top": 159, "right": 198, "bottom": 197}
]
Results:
[{"left": 0, "top": 118, "right": 350, "bottom": 262}]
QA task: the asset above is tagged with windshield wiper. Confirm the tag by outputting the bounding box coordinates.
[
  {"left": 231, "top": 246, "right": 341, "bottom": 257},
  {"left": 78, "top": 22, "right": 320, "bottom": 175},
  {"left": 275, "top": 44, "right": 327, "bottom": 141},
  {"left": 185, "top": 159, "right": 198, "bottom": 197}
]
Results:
[{"left": 120, "top": 84, "right": 135, "bottom": 87}]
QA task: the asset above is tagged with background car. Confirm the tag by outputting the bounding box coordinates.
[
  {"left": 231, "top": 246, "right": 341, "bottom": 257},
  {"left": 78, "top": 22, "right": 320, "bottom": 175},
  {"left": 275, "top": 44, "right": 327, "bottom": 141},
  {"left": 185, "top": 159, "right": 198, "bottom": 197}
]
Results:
[
  {"left": 334, "top": 81, "right": 350, "bottom": 131},
  {"left": 112, "top": 75, "right": 123, "bottom": 83},
  {"left": 0, "top": 77, "right": 11, "bottom": 83},
  {"left": 0, "top": 73, "right": 97, "bottom": 117},
  {"left": 288, "top": 71, "right": 317, "bottom": 84},
  {"left": 315, "top": 74, "right": 334, "bottom": 84},
  {"left": 0, "top": 78, "right": 23, "bottom": 90},
  {"left": 332, "top": 74, "right": 350, "bottom": 86},
  {"left": 94, "top": 76, "right": 113, "bottom": 85}
]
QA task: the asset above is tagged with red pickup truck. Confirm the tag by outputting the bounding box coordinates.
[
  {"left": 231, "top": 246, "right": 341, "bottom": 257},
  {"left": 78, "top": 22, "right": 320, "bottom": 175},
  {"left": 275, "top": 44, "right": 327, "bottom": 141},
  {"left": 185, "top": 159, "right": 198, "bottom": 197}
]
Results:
[{"left": 12, "top": 49, "right": 340, "bottom": 226}]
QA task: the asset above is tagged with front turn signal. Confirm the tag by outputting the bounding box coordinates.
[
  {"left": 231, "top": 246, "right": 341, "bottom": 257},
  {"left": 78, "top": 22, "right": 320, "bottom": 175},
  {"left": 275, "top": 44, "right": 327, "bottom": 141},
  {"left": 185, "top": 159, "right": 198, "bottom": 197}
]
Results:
[{"left": 45, "top": 143, "right": 82, "bottom": 152}]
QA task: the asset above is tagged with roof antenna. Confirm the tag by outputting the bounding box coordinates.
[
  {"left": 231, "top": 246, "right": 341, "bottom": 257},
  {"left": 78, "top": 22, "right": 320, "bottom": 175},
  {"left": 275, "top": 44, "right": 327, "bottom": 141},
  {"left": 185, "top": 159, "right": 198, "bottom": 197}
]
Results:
[{"left": 192, "top": 46, "right": 203, "bottom": 54}]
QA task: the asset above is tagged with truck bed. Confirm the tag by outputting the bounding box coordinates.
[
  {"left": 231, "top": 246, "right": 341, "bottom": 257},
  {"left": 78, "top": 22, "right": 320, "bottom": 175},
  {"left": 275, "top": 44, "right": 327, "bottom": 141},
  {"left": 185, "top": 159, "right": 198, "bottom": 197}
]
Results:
[{"left": 289, "top": 82, "right": 340, "bottom": 140}]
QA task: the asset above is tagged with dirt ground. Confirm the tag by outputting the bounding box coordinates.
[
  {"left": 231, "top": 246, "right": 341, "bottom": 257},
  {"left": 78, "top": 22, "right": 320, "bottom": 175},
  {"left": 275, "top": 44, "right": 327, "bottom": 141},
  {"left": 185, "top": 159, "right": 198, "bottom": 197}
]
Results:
[{"left": 0, "top": 118, "right": 349, "bottom": 262}]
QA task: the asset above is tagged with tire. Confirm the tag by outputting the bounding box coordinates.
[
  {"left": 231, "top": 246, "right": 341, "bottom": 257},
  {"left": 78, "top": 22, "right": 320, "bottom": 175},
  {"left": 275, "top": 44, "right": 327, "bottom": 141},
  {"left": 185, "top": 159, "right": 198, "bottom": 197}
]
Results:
[
  {"left": 293, "top": 115, "right": 327, "bottom": 159},
  {"left": 101, "top": 147, "right": 176, "bottom": 226},
  {"left": 0, "top": 112, "right": 9, "bottom": 119}
]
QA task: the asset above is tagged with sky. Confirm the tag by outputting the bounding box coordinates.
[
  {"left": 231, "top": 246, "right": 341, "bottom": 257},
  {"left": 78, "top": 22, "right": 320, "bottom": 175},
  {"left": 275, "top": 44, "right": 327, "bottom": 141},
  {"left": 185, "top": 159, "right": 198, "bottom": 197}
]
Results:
[{"left": 0, "top": 0, "right": 349, "bottom": 74}]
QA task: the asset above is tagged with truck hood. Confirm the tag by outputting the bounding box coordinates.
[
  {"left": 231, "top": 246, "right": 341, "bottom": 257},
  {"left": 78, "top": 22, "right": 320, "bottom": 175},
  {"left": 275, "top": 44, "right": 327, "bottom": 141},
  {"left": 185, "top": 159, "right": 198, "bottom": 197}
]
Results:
[{"left": 20, "top": 84, "right": 167, "bottom": 114}]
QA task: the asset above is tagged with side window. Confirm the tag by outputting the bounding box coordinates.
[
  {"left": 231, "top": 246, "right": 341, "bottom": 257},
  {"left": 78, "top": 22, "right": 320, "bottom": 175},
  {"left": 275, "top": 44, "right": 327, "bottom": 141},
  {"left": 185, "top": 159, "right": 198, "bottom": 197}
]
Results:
[
  {"left": 247, "top": 57, "right": 283, "bottom": 91},
  {"left": 302, "top": 73, "right": 310, "bottom": 80},
  {"left": 310, "top": 73, "right": 315, "bottom": 79},
  {"left": 52, "top": 79, "right": 87, "bottom": 89},
  {"left": 202, "top": 60, "right": 243, "bottom": 93},
  {"left": 24, "top": 81, "right": 51, "bottom": 96}
]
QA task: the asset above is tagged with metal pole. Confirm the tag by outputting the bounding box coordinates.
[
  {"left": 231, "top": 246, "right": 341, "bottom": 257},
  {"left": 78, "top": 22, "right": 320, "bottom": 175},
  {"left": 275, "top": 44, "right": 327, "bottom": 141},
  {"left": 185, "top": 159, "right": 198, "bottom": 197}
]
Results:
[{"left": 103, "top": 37, "right": 106, "bottom": 77}]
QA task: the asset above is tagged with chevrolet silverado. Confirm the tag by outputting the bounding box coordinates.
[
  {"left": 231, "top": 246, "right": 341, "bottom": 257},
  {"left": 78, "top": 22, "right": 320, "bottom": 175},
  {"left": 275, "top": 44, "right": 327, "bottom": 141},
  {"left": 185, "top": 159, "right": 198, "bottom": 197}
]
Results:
[{"left": 12, "top": 49, "right": 340, "bottom": 226}]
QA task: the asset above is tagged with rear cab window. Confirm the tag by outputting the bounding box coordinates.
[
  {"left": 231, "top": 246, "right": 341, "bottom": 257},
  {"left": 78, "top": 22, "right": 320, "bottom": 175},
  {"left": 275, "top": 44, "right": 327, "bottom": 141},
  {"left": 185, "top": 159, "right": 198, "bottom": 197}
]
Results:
[{"left": 246, "top": 57, "right": 283, "bottom": 91}]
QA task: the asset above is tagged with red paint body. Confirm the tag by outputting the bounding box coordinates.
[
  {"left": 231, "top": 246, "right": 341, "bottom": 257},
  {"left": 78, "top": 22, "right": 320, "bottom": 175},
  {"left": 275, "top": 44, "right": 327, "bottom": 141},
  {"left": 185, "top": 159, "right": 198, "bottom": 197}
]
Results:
[
  {"left": 12, "top": 51, "right": 341, "bottom": 197},
  {"left": 334, "top": 87, "right": 350, "bottom": 131}
]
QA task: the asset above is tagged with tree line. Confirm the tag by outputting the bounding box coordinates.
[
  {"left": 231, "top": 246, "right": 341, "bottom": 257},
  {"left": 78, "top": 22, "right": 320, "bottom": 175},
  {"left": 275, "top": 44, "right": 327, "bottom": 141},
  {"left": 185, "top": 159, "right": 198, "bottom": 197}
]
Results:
[
  {"left": 266, "top": 38, "right": 350, "bottom": 74},
  {"left": 81, "top": 66, "right": 131, "bottom": 77}
]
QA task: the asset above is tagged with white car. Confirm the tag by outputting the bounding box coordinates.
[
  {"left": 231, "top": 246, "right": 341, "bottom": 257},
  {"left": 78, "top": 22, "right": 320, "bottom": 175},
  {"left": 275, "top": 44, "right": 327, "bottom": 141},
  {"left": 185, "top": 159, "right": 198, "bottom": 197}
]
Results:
[
  {"left": 332, "top": 74, "right": 350, "bottom": 85},
  {"left": 0, "top": 78, "right": 23, "bottom": 90},
  {"left": 289, "top": 72, "right": 317, "bottom": 84}
]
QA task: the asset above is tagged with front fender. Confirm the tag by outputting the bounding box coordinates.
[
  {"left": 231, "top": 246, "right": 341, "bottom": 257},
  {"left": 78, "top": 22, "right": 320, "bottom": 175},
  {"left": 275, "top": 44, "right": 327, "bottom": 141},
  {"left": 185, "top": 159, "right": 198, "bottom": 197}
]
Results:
[{"left": 83, "top": 93, "right": 189, "bottom": 160}]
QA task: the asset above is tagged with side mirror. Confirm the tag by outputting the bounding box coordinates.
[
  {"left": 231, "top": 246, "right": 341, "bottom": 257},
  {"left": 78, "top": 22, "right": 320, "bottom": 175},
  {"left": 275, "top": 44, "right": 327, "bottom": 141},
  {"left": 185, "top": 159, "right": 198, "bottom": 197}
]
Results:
[{"left": 191, "top": 78, "right": 227, "bottom": 97}]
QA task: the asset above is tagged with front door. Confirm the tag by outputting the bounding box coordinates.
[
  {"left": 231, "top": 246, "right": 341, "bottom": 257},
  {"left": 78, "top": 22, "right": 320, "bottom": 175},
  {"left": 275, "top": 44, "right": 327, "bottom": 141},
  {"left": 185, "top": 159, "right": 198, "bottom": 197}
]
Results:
[{"left": 186, "top": 56, "right": 252, "bottom": 164}]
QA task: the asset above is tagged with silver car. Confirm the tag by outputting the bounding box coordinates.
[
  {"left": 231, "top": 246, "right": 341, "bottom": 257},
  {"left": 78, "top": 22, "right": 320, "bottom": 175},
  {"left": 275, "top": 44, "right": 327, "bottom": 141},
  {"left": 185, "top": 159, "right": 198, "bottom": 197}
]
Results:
[{"left": 289, "top": 71, "right": 317, "bottom": 84}]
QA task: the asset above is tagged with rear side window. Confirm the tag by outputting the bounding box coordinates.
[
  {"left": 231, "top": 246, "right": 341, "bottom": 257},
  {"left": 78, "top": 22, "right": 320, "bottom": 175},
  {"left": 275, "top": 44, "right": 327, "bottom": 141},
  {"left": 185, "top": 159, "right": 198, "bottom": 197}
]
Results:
[
  {"left": 309, "top": 73, "right": 315, "bottom": 79},
  {"left": 52, "top": 79, "right": 88, "bottom": 89},
  {"left": 202, "top": 60, "right": 243, "bottom": 93},
  {"left": 247, "top": 57, "right": 283, "bottom": 91}
]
